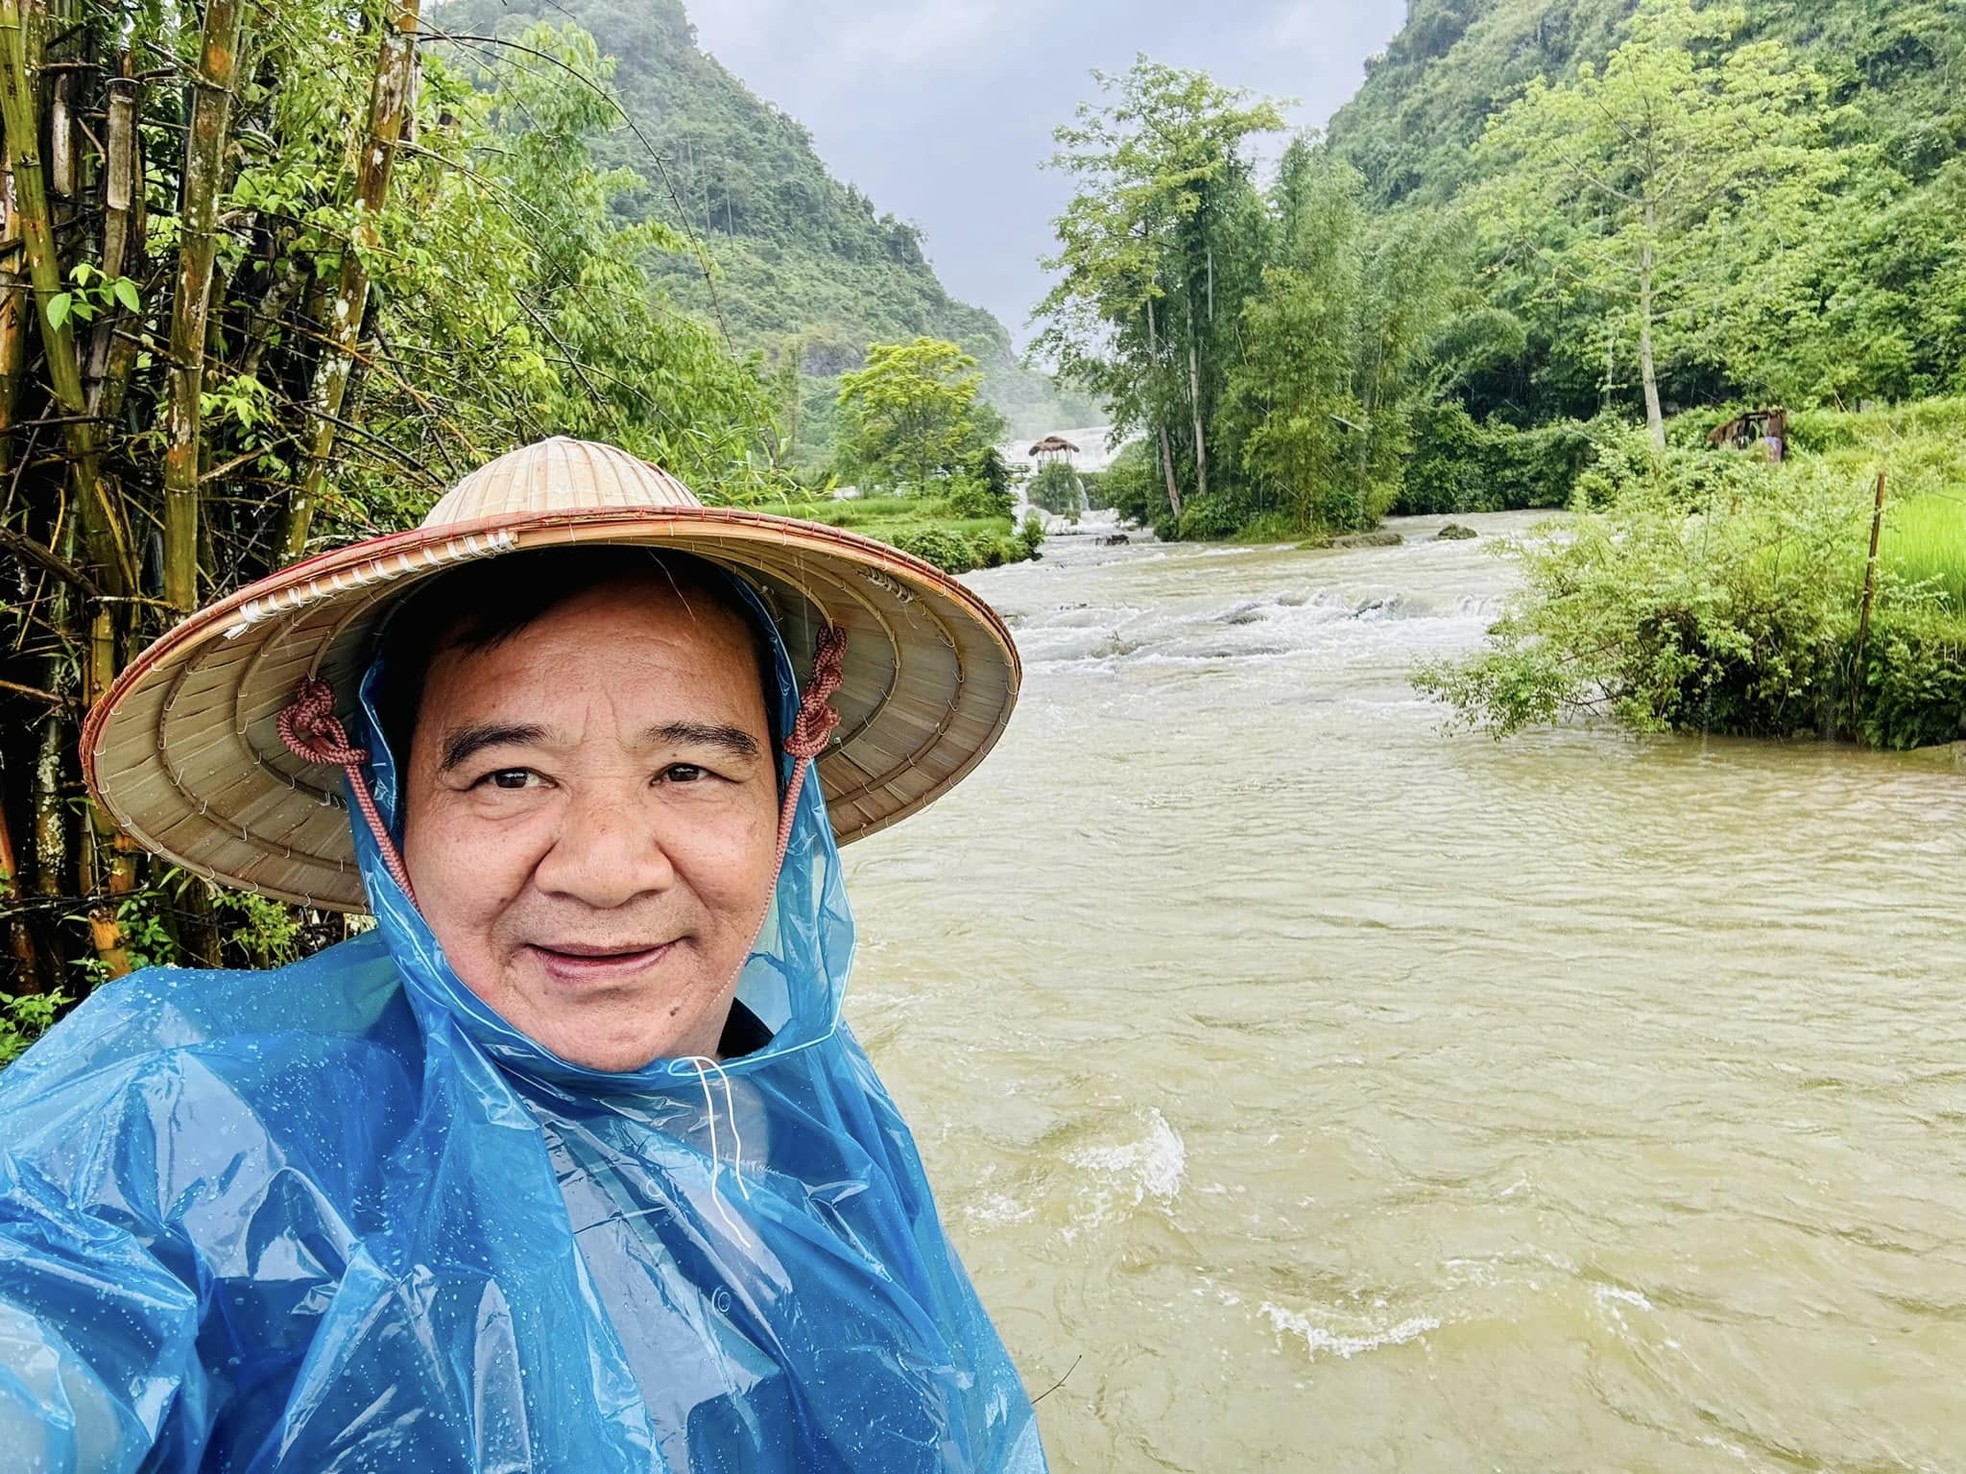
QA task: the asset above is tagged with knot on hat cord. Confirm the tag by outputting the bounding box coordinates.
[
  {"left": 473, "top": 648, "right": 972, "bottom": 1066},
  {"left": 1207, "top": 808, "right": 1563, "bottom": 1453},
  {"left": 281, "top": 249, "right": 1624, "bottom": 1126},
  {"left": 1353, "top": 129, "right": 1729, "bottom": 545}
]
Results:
[
  {"left": 773, "top": 624, "right": 848, "bottom": 875},
  {"left": 272, "top": 629, "right": 848, "bottom": 922},
  {"left": 274, "top": 676, "right": 417, "bottom": 903},
  {"left": 783, "top": 624, "right": 848, "bottom": 761}
]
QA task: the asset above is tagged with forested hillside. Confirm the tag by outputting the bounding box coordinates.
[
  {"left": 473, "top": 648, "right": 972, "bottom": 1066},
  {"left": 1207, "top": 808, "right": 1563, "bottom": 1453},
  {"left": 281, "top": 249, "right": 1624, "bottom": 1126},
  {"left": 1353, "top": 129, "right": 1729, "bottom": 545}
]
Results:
[
  {"left": 433, "top": 0, "right": 1092, "bottom": 439},
  {"left": 1323, "top": 0, "right": 1966, "bottom": 422},
  {"left": 1329, "top": 0, "right": 1965, "bottom": 207}
]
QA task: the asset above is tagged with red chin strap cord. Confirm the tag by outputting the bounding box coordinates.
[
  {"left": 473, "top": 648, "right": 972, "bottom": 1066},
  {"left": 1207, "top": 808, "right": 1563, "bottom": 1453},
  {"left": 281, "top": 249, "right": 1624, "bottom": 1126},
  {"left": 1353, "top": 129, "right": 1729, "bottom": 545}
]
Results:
[
  {"left": 276, "top": 679, "right": 419, "bottom": 902},
  {"left": 274, "top": 625, "right": 849, "bottom": 912}
]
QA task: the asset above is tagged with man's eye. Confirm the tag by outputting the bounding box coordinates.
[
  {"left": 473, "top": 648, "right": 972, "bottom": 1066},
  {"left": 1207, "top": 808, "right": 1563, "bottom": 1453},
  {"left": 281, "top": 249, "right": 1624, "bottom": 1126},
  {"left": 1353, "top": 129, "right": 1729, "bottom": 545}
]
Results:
[
  {"left": 484, "top": 769, "right": 538, "bottom": 790},
  {"left": 661, "top": 764, "right": 708, "bottom": 784}
]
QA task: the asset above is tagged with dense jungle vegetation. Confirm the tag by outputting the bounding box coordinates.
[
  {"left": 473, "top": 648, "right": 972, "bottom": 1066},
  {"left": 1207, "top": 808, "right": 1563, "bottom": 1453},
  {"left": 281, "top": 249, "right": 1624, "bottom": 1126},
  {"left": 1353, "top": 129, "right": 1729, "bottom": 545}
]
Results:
[
  {"left": 1042, "top": 0, "right": 1964, "bottom": 538},
  {"left": 1037, "top": 0, "right": 1966, "bottom": 750}
]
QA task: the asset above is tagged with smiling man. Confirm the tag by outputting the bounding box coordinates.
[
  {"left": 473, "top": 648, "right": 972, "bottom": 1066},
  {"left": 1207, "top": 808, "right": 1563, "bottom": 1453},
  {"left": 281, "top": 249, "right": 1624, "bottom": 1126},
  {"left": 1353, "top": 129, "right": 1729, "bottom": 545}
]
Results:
[
  {"left": 0, "top": 440, "right": 1046, "bottom": 1472},
  {"left": 382, "top": 551, "right": 786, "bottom": 1071}
]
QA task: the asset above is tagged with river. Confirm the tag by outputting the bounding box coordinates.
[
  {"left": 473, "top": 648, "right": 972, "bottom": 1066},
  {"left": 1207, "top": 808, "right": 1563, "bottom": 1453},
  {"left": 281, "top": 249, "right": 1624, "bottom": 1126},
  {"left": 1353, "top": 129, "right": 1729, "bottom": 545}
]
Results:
[{"left": 842, "top": 510, "right": 1966, "bottom": 1472}]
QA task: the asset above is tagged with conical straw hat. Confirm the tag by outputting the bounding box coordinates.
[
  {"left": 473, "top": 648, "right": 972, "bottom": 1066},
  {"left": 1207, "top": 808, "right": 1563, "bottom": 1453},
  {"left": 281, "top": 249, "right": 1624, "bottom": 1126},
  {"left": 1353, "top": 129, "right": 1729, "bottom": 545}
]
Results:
[{"left": 83, "top": 439, "right": 1020, "bottom": 911}]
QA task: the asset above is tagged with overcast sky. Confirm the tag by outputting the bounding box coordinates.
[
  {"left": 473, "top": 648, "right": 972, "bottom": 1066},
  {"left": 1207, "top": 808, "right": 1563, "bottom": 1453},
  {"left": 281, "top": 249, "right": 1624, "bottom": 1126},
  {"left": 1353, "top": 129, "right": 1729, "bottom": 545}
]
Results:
[{"left": 689, "top": 0, "right": 1410, "bottom": 347}]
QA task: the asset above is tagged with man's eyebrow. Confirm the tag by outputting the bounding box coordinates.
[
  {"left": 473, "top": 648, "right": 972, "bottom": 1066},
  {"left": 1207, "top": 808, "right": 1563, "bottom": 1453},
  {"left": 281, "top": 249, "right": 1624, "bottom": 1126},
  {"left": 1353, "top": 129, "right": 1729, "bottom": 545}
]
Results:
[
  {"left": 438, "top": 722, "right": 550, "bottom": 773},
  {"left": 646, "top": 721, "right": 762, "bottom": 760}
]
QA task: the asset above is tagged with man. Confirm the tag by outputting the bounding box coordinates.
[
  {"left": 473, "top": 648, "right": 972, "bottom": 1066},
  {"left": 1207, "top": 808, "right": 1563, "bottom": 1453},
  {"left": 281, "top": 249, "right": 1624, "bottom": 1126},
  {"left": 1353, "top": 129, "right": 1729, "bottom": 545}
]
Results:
[{"left": 0, "top": 439, "right": 1045, "bottom": 1472}]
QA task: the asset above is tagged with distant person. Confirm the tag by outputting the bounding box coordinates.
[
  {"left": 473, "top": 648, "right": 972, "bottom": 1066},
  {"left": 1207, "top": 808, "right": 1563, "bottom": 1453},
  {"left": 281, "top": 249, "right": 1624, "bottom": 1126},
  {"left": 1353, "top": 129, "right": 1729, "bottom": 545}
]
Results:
[{"left": 0, "top": 439, "right": 1045, "bottom": 1471}]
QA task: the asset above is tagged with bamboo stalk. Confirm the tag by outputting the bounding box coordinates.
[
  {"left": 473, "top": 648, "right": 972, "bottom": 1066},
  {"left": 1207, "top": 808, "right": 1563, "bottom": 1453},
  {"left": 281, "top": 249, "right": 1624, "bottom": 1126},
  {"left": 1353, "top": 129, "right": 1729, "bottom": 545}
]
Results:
[
  {"left": 0, "top": 159, "right": 21, "bottom": 481},
  {"left": 31, "top": 510, "right": 76, "bottom": 908},
  {"left": 85, "top": 56, "right": 137, "bottom": 408},
  {"left": 161, "top": 0, "right": 246, "bottom": 614},
  {"left": 0, "top": 0, "right": 133, "bottom": 596},
  {"left": 0, "top": 789, "right": 44, "bottom": 989},
  {"left": 82, "top": 815, "right": 132, "bottom": 979},
  {"left": 281, "top": 0, "right": 421, "bottom": 564}
]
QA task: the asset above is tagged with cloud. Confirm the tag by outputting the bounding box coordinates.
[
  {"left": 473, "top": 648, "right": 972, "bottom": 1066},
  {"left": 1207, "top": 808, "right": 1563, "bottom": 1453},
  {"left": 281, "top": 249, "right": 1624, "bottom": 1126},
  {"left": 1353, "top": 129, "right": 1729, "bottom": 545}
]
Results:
[
  {"left": 697, "top": 0, "right": 1048, "bottom": 81},
  {"left": 686, "top": 0, "right": 1408, "bottom": 336}
]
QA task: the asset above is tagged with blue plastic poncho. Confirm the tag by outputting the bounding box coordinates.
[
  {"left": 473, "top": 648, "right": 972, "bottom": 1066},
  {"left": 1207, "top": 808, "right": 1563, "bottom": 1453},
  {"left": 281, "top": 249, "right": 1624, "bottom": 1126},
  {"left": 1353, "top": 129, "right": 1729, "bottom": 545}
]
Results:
[{"left": 0, "top": 593, "right": 1046, "bottom": 1473}]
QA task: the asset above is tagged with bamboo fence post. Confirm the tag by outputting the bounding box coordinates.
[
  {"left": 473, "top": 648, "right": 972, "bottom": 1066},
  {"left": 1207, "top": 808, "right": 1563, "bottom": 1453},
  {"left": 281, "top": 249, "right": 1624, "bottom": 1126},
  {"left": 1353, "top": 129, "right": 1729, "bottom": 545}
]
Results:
[
  {"left": 281, "top": 0, "right": 421, "bottom": 564},
  {"left": 162, "top": 0, "right": 248, "bottom": 613},
  {"left": 1853, "top": 469, "right": 1887, "bottom": 731}
]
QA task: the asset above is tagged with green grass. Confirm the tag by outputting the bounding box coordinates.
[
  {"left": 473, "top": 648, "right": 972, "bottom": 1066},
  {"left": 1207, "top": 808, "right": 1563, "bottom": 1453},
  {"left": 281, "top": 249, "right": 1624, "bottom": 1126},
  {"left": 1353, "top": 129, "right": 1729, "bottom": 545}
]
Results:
[
  {"left": 753, "top": 493, "right": 1036, "bottom": 574},
  {"left": 1882, "top": 494, "right": 1966, "bottom": 613}
]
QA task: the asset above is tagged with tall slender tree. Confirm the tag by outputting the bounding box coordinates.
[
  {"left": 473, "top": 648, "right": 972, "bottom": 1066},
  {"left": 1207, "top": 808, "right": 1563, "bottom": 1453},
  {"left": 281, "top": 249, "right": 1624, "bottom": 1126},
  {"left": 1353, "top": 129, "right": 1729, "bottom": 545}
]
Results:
[{"left": 1035, "top": 58, "right": 1282, "bottom": 526}]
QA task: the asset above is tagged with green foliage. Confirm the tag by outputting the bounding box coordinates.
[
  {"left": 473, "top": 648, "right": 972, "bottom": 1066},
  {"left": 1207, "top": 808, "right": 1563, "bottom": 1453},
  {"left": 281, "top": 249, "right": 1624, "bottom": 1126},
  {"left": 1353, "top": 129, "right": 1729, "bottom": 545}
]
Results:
[
  {"left": 0, "top": 0, "right": 806, "bottom": 997},
  {"left": 1229, "top": 145, "right": 1464, "bottom": 531},
  {"left": 1026, "top": 461, "right": 1087, "bottom": 521},
  {"left": 1880, "top": 498, "right": 1966, "bottom": 613},
  {"left": 1415, "top": 464, "right": 1868, "bottom": 738},
  {"left": 1020, "top": 512, "right": 1048, "bottom": 558},
  {"left": 762, "top": 494, "right": 1034, "bottom": 575},
  {"left": 835, "top": 339, "right": 1001, "bottom": 493},
  {"left": 1470, "top": 0, "right": 1846, "bottom": 442},
  {"left": 0, "top": 992, "right": 70, "bottom": 1069},
  {"left": 943, "top": 476, "right": 1012, "bottom": 520},
  {"left": 1400, "top": 404, "right": 1598, "bottom": 512},
  {"left": 1329, "top": 0, "right": 1966, "bottom": 422},
  {"left": 212, "top": 891, "right": 307, "bottom": 970},
  {"left": 1418, "top": 400, "right": 1966, "bottom": 747},
  {"left": 1859, "top": 607, "right": 1966, "bottom": 748},
  {"left": 438, "top": 0, "right": 1097, "bottom": 443},
  {"left": 1036, "top": 58, "right": 1287, "bottom": 526},
  {"left": 970, "top": 446, "right": 1018, "bottom": 516},
  {"left": 1094, "top": 440, "right": 1174, "bottom": 533}
]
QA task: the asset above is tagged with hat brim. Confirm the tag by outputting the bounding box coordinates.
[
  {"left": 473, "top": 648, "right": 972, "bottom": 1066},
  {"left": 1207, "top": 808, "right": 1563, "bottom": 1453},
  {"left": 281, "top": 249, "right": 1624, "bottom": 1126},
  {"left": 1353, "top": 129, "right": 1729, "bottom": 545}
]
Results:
[{"left": 82, "top": 507, "right": 1021, "bottom": 911}]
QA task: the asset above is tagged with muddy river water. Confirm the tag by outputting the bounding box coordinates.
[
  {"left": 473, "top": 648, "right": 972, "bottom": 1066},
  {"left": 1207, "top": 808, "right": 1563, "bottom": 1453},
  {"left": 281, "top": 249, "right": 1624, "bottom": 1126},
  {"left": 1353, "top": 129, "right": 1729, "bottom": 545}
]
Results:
[{"left": 843, "top": 511, "right": 1966, "bottom": 1472}]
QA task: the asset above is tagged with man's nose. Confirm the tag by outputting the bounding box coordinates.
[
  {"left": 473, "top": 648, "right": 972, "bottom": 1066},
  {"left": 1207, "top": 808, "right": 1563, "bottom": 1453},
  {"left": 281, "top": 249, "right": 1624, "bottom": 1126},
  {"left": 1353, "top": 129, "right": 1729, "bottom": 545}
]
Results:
[{"left": 533, "top": 791, "right": 677, "bottom": 907}]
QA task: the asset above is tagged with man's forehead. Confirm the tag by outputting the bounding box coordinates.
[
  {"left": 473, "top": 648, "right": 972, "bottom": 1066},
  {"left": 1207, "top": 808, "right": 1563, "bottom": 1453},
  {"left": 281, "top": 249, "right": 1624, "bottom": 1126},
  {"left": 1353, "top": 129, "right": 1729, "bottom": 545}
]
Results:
[{"left": 379, "top": 552, "right": 781, "bottom": 768}]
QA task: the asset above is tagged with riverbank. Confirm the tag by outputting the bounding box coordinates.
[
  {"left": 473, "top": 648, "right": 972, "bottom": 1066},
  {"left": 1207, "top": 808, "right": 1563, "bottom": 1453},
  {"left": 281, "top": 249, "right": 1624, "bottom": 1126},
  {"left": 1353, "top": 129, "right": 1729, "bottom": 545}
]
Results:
[
  {"left": 1416, "top": 399, "right": 1966, "bottom": 749},
  {"left": 760, "top": 493, "right": 1042, "bottom": 573}
]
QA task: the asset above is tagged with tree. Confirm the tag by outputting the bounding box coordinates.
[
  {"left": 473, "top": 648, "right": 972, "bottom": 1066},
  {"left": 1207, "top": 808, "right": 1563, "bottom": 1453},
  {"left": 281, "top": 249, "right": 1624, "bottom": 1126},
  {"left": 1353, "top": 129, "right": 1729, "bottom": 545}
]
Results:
[
  {"left": 1035, "top": 58, "right": 1283, "bottom": 526},
  {"left": 1472, "top": 0, "right": 1843, "bottom": 446},
  {"left": 1228, "top": 140, "right": 1463, "bottom": 531},
  {"left": 834, "top": 338, "right": 996, "bottom": 493}
]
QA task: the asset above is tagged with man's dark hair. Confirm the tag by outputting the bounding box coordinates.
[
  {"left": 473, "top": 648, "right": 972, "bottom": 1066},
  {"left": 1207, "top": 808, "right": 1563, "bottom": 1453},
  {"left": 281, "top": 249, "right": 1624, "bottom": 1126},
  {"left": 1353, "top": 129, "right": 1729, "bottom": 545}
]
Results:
[{"left": 373, "top": 547, "right": 780, "bottom": 773}]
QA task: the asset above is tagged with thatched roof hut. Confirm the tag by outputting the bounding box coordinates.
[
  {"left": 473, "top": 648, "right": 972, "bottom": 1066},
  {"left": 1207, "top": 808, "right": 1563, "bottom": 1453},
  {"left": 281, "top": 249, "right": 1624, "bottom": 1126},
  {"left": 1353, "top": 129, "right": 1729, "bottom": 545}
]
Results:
[{"left": 1028, "top": 435, "right": 1081, "bottom": 461}]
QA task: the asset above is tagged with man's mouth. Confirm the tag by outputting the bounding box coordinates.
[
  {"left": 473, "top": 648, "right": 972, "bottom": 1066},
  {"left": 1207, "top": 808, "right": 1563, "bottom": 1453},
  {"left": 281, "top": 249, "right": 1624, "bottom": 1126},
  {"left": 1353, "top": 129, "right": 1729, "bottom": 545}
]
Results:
[{"left": 526, "top": 940, "right": 676, "bottom": 984}]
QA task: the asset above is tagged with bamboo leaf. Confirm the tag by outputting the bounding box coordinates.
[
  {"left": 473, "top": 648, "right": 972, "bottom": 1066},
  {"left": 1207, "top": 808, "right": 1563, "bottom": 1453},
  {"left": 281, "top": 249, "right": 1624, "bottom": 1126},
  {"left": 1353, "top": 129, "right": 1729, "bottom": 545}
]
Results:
[{"left": 45, "top": 292, "right": 71, "bottom": 332}]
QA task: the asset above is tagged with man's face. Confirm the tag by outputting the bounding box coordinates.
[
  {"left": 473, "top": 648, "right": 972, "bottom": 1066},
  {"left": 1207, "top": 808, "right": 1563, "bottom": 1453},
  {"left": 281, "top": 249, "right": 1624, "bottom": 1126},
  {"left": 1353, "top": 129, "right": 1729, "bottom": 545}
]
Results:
[{"left": 400, "top": 576, "right": 779, "bottom": 1071}]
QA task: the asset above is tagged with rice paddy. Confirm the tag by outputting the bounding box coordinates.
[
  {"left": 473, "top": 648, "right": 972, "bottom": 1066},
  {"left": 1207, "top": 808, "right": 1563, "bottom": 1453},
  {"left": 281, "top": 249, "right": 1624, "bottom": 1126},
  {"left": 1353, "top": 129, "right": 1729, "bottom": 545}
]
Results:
[{"left": 1882, "top": 494, "right": 1966, "bottom": 613}]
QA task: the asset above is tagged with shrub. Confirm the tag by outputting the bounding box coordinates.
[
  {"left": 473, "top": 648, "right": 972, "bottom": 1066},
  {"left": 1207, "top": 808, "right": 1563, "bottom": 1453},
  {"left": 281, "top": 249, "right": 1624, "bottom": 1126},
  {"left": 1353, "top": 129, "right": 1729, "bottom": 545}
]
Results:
[
  {"left": 1417, "top": 399, "right": 1966, "bottom": 750},
  {"left": 1398, "top": 403, "right": 1597, "bottom": 514},
  {"left": 1019, "top": 512, "right": 1046, "bottom": 558},
  {"left": 890, "top": 527, "right": 976, "bottom": 572},
  {"left": 1415, "top": 467, "right": 1869, "bottom": 739},
  {"left": 943, "top": 474, "right": 1013, "bottom": 520},
  {"left": 1860, "top": 607, "right": 1966, "bottom": 749},
  {"left": 1026, "top": 460, "right": 1086, "bottom": 520},
  {"left": 1570, "top": 421, "right": 1783, "bottom": 514},
  {"left": 1, "top": 991, "right": 70, "bottom": 1068},
  {"left": 1096, "top": 440, "right": 1172, "bottom": 533}
]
